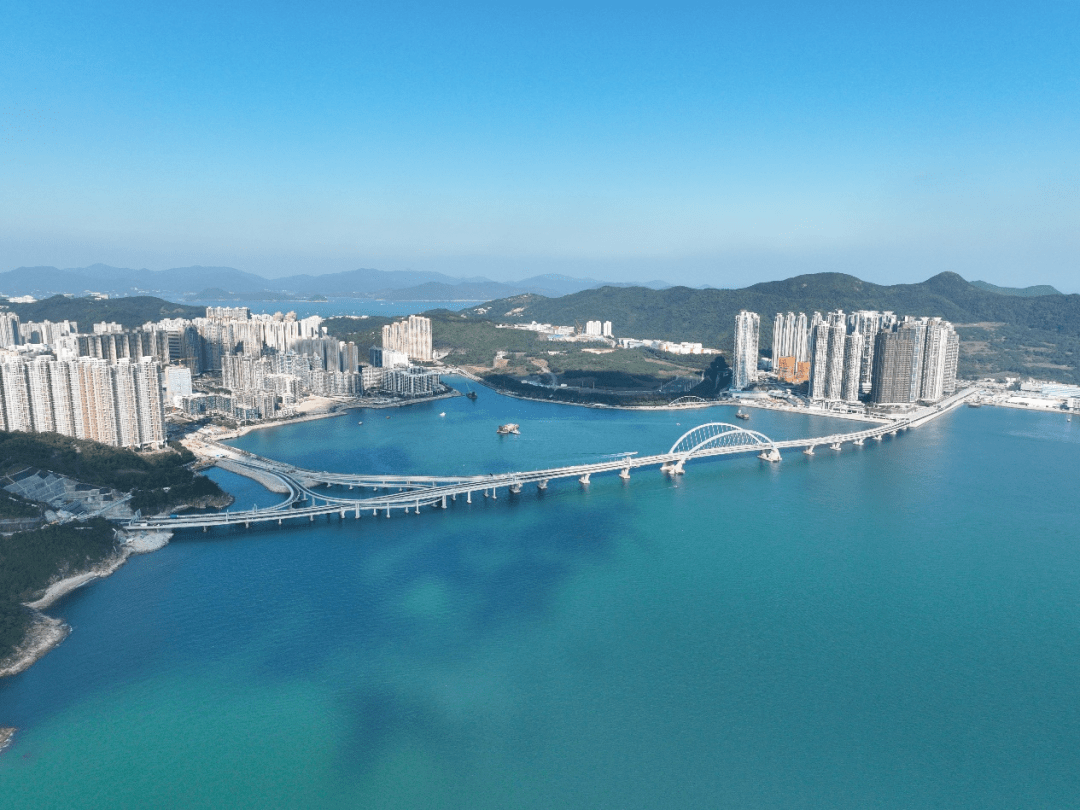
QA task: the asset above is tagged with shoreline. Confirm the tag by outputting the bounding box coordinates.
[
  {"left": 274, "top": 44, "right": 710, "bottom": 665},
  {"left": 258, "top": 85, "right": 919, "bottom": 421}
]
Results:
[
  {"left": 223, "top": 410, "right": 346, "bottom": 440},
  {"left": 213, "top": 459, "right": 292, "bottom": 493},
  {"left": 204, "top": 390, "right": 462, "bottom": 441},
  {"left": 0, "top": 530, "right": 173, "bottom": 680},
  {"left": 0, "top": 614, "right": 70, "bottom": 679},
  {"left": 446, "top": 370, "right": 892, "bottom": 424}
]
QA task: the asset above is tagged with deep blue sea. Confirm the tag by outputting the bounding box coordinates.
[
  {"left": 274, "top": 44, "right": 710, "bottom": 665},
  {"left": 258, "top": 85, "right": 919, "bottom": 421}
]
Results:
[{"left": 2, "top": 386, "right": 1079, "bottom": 809}]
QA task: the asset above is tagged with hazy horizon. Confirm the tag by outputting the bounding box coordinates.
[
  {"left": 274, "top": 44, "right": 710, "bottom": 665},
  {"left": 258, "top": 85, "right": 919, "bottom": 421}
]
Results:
[{"left": 3, "top": 2, "right": 1077, "bottom": 293}]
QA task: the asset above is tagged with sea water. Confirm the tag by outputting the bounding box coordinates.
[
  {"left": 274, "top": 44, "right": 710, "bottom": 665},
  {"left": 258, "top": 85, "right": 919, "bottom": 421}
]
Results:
[{"left": 1, "top": 389, "right": 1079, "bottom": 808}]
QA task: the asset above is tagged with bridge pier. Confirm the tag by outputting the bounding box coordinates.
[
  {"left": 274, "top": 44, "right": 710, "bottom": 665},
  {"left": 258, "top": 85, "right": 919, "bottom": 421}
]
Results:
[
  {"left": 467, "top": 491, "right": 472, "bottom": 504},
  {"left": 491, "top": 488, "right": 497, "bottom": 500},
  {"left": 830, "top": 442, "right": 842, "bottom": 451},
  {"left": 203, "top": 526, "right": 207, "bottom": 532},
  {"left": 309, "top": 514, "right": 314, "bottom": 521},
  {"left": 758, "top": 448, "right": 782, "bottom": 462},
  {"left": 875, "top": 434, "right": 883, "bottom": 441},
  {"left": 355, "top": 505, "right": 360, "bottom": 518},
  {"left": 510, "top": 483, "right": 522, "bottom": 494},
  {"left": 385, "top": 507, "right": 391, "bottom": 518},
  {"left": 415, "top": 501, "right": 420, "bottom": 514},
  {"left": 537, "top": 480, "right": 547, "bottom": 491},
  {"left": 804, "top": 445, "right": 815, "bottom": 455},
  {"left": 442, "top": 495, "right": 448, "bottom": 508},
  {"left": 619, "top": 468, "right": 631, "bottom": 480},
  {"left": 579, "top": 473, "right": 590, "bottom": 485},
  {"left": 854, "top": 438, "right": 864, "bottom": 445}
]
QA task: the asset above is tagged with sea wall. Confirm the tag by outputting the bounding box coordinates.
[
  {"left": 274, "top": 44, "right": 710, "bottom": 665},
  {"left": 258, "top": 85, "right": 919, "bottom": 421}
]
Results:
[{"left": 213, "top": 459, "right": 291, "bottom": 494}]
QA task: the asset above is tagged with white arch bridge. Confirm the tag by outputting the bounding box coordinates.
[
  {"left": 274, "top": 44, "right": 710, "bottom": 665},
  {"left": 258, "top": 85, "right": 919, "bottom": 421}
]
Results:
[{"left": 128, "top": 388, "right": 976, "bottom": 532}]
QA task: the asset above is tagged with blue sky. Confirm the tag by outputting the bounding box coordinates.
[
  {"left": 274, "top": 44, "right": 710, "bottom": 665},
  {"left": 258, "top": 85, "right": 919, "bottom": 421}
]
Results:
[{"left": 1, "top": 1, "right": 1077, "bottom": 289}]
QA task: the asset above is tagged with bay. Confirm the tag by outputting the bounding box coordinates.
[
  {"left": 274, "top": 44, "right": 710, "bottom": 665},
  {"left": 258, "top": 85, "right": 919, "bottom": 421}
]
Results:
[{"left": 1, "top": 388, "right": 1079, "bottom": 808}]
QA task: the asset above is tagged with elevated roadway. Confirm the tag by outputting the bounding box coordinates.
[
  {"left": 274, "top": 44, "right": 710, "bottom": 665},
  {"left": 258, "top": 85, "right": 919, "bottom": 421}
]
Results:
[{"left": 132, "top": 387, "right": 978, "bottom": 531}]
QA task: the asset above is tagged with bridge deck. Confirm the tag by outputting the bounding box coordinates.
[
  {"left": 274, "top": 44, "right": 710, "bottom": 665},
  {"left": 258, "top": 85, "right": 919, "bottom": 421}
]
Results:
[{"left": 131, "top": 388, "right": 976, "bottom": 530}]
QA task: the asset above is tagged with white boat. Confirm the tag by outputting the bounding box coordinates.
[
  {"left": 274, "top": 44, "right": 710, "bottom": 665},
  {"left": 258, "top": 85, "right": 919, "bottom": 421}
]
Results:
[
  {"left": 358, "top": 421, "right": 363, "bottom": 425},
  {"left": 439, "top": 412, "right": 446, "bottom": 417},
  {"left": 497, "top": 423, "right": 520, "bottom": 435}
]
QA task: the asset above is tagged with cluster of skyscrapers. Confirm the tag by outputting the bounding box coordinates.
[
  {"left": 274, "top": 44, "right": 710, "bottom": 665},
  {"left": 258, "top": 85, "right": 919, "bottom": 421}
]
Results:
[
  {"left": 0, "top": 355, "right": 165, "bottom": 449},
  {"left": 369, "top": 315, "right": 442, "bottom": 396},
  {"left": 381, "top": 315, "right": 433, "bottom": 362},
  {"left": 733, "top": 309, "right": 960, "bottom": 406},
  {"left": 0, "top": 304, "right": 448, "bottom": 449}
]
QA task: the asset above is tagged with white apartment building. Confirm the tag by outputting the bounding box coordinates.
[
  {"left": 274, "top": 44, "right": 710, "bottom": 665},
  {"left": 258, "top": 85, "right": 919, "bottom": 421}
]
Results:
[
  {"left": 382, "top": 315, "right": 433, "bottom": 362},
  {"left": 733, "top": 311, "right": 760, "bottom": 390},
  {"left": 0, "top": 355, "right": 165, "bottom": 449}
]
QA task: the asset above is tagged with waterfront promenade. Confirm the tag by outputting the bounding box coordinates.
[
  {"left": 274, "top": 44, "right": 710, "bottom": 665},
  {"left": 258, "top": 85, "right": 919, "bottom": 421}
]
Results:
[{"left": 128, "top": 387, "right": 979, "bottom": 531}]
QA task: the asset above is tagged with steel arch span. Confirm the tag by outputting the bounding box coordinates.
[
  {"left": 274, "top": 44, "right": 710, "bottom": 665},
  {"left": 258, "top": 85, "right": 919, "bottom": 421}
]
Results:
[
  {"left": 667, "top": 395, "right": 710, "bottom": 407},
  {"left": 667, "top": 422, "right": 777, "bottom": 459}
]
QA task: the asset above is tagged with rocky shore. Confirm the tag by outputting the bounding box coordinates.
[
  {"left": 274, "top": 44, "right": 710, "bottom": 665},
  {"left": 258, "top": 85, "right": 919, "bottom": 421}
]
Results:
[
  {"left": 0, "top": 530, "right": 173, "bottom": 680},
  {"left": 0, "top": 614, "right": 70, "bottom": 678},
  {"left": 0, "top": 726, "right": 15, "bottom": 754}
]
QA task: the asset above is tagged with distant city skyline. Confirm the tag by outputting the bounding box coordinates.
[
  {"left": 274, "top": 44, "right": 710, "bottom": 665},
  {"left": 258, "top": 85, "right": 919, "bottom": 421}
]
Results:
[{"left": 3, "top": 2, "right": 1077, "bottom": 292}]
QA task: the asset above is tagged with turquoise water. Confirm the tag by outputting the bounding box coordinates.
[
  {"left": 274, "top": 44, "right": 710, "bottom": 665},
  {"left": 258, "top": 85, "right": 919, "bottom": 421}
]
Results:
[{"left": 2, "top": 388, "right": 1080, "bottom": 808}]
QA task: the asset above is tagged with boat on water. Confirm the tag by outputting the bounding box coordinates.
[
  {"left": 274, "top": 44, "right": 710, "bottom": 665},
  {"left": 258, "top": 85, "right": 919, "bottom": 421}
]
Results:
[
  {"left": 466, "top": 390, "right": 478, "bottom": 401},
  {"left": 358, "top": 421, "right": 363, "bottom": 425},
  {"left": 735, "top": 409, "right": 751, "bottom": 420},
  {"left": 497, "top": 423, "right": 520, "bottom": 435},
  {"left": 967, "top": 402, "right": 982, "bottom": 408},
  {"left": 439, "top": 412, "right": 446, "bottom": 417}
]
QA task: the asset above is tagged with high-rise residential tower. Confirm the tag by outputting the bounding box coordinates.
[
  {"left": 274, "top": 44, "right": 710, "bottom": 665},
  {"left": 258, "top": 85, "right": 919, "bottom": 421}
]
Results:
[{"left": 732, "top": 311, "right": 760, "bottom": 390}]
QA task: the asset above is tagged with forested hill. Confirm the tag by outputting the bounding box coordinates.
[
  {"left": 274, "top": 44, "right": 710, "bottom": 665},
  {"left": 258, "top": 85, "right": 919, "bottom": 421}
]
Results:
[
  {"left": 2, "top": 295, "right": 205, "bottom": 329},
  {"left": 455, "top": 272, "right": 1080, "bottom": 383},
  {"left": 462, "top": 273, "right": 1074, "bottom": 343}
]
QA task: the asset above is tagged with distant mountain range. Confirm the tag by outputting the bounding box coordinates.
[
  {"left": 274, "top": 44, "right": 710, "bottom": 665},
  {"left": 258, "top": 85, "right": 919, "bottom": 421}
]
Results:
[{"left": 0, "top": 264, "right": 671, "bottom": 301}]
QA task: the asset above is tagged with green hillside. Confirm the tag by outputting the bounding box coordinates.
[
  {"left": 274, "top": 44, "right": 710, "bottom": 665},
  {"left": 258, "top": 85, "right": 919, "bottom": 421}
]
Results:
[
  {"left": 0, "top": 432, "right": 228, "bottom": 513},
  {"left": 456, "top": 272, "right": 1080, "bottom": 383},
  {"left": 969, "top": 280, "right": 1062, "bottom": 297},
  {"left": 2, "top": 295, "right": 205, "bottom": 329}
]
